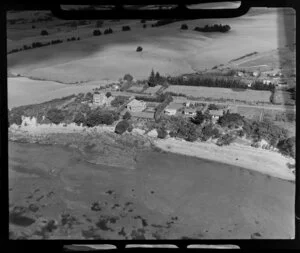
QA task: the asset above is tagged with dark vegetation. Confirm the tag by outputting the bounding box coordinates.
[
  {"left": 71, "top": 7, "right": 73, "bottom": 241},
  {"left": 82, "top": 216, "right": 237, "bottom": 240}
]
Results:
[
  {"left": 40, "top": 30, "right": 49, "bottom": 36},
  {"left": 154, "top": 94, "right": 173, "bottom": 122},
  {"left": 104, "top": 28, "right": 113, "bottom": 34},
  {"left": 122, "top": 26, "right": 131, "bottom": 31},
  {"left": 8, "top": 36, "right": 81, "bottom": 54},
  {"left": 194, "top": 24, "right": 231, "bottom": 33},
  {"left": 123, "top": 74, "right": 133, "bottom": 82},
  {"left": 230, "top": 52, "right": 258, "bottom": 62},
  {"left": 151, "top": 19, "right": 182, "bottom": 27},
  {"left": 157, "top": 127, "right": 168, "bottom": 139},
  {"left": 136, "top": 46, "right": 143, "bottom": 52},
  {"left": 148, "top": 69, "right": 165, "bottom": 86},
  {"left": 93, "top": 29, "right": 102, "bottom": 36},
  {"left": 180, "top": 24, "right": 188, "bottom": 30},
  {"left": 115, "top": 120, "right": 130, "bottom": 135},
  {"left": 277, "top": 136, "right": 295, "bottom": 158},
  {"left": 111, "top": 96, "right": 129, "bottom": 108},
  {"left": 46, "top": 108, "right": 65, "bottom": 124},
  {"left": 86, "top": 109, "right": 119, "bottom": 127},
  {"left": 123, "top": 111, "right": 131, "bottom": 120}
]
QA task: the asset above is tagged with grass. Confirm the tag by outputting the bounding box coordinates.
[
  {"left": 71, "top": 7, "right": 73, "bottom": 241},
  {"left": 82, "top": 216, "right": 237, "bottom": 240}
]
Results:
[{"left": 165, "top": 85, "right": 271, "bottom": 103}]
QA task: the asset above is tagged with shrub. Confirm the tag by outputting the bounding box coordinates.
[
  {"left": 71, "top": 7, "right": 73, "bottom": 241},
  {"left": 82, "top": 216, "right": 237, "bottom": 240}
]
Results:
[
  {"left": 46, "top": 108, "right": 65, "bottom": 124},
  {"left": 115, "top": 120, "right": 129, "bottom": 135},
  {"left": 218, "top": 112, "right": 244, "bottom": 128},
  {"left": 143, "top": 24, "right": 147, "bottom": 28},
  {"left": 73, "top": 113, "right": 85, "bottom": 126},
  {"left": 157, "top": 127, "right": 167, "bottom": 139},
  {"left": 123, "top": 74, "right": 133, "bottom": 82},
  {"left": 93, "top": 29, "right": 102, "bottom": 36},
  {"left": 208, "top": 104, "right": 219, "bottom": 110},
  {"left": 216, "top": 134, "right": 236, "bottom": 146},
  {"left": 86, "top": 109, "right": 117, "bottom": 127},
  {"left": 136, "top": 46, "right": 143, "bottom": 52},
  {"left": 106, "top": 92, "right": 112, "bottom": 98},
  {"left": 123, "top": 111, "right": 131, "bottom": 120},
  {"left": 201, "top": 124, "right": 220, "bottom": 141},
  {"left": 104, "top": 28, "right": 113, "bottom": 34},
  {"left": 111, "top": 96, "right": 128, "bottom": 107},
  {"left": 40, "top": 30, "right": 49, "bottom": 36},
  {"left": 8, "top": 110, "right": 23, "bottom": 126},
  {"left": 180, "top": 24, "right": 188, "bottom": 30},
  {"left": 122, "top": 25, "right": 131, "bottom": 31}
]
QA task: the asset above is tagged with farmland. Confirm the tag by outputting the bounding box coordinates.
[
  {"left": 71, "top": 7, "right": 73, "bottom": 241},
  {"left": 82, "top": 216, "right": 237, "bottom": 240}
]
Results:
[{"left": 164, "top": 85, "right": 272, "bottom": 103}]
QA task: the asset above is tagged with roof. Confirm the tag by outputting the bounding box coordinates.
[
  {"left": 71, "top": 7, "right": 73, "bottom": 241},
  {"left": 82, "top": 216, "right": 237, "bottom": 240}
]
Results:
[
  {"left": 166, "top": 103, "right": 183, "bottom": 110},
  {"left": 127, "top": 99, "right": 146, "bottom": 107},
  {"left": 184, "top": 108, "right": 197, "bottom": 113},
  {"left": 209, "top": 110, "right": 223, "bottom": 116}
]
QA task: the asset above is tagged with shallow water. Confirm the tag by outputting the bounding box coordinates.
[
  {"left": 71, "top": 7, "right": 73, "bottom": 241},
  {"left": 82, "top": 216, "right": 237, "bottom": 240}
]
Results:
[{"left": 9, "top": 141, "right": 295, "bottom": 239}]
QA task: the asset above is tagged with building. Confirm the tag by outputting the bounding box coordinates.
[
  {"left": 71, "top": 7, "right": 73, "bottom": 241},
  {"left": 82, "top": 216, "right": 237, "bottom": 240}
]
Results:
[
  {"left": 164, "top": 103, "right": 182, "bottom": 116},
  {"left": 209, "top": 109, "right": 224, "bottom": 120},
  {"left": 126, "top": 99, "right": 147, "bottom": 112},
  {"left": 252, "top": 71, "right": 260, "bottom": 77},
  {"left": 263, "top": 79, "right": 272, "bottom": 85},
  {"left": 93, "top": 92, "right": 114, "bottom": 106},
  {"left": 112, "top": 84, "right": 120, "bottom": 91},
  {"left": 183, "top": 108, "right": 197, "bottom": 117}
]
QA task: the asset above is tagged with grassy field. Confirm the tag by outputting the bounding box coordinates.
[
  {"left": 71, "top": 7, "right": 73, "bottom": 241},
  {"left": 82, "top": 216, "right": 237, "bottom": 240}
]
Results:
[
  {"left": 165, "top": 85, "right": 272, "bottom": 103},
  {"left": 144, "top": 85, "right": 162, "bottom": 95}
]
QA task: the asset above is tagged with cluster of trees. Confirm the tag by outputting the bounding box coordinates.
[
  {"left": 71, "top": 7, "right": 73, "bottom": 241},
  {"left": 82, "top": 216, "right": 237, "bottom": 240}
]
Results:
[
  {"left": 143, "top": 24, "right": 147, "bottom": 28},
  {"left": 46, "top": 108, "right": 66, "bottom": 124},
  {"left": 136, "top": 46, "right": 143, "bottom": 52},
  {"left": 104, "top": 28, "right": 113, "bottom": 34},
  {"left": 115, "top": 120, "right": 132, "bottom": 135},
  {"left": 169, "top": 117, "right": 199, "bottom": 142},
  {"left": 123, "top": 74, "right": 133, "bottom": 82},
  {"left": 277, "top": 136, "right": 295, "bottom": 158},
  {"left": 168, "top": 76, "right": 274, "bottom": 91},
  {"left": 157, "top": 127, "right": 168, "bottom": 139},
  {"left": 154, "top": 93, "right": 173, "bottom": 122},
  {"left": 194, "top": 24, "right": 231, "bottom": 33},
  {"left": 200, "top": 123, "right": 221, "bottom": 141},
  {"left": 122, "top": 26, "right": 131, "bottom": 31},
  {"left": 191, "top": 111, "right": 212, "bottom": 125},
  {"left": 148, "top": 70, "right": 165, "bottom": 86},
  {"left": 93, "top": 29, "right": 102, "bottom": 36},
  {"left": 110, "top": 96, "right": 128, "bottom": 107},
  {"left": 40, "top": 30, "right": 49, "bottom": 36},
  {"left": 85, "top": 109, "right": 119, "bottom": 127},
  {"left": 216, "top": 133, "right": 236, "bottom": 146},
  {"left": 287, "top": 86, "right": 296, "bottom": 100},
  {"left": 151, "top": 19, "right": 181, "bottom": 27},
  {"left": 180, "top": 24, "right": 188, "bottom": 30},
  {"left": 218, "top": 112, "right": 244, "bottom": 129},
  {"left": 8, "top": 109, "right": 23, "bottom": 126},
  {"left": 8, "top": 37, "right": 80, "bottom": 54}
]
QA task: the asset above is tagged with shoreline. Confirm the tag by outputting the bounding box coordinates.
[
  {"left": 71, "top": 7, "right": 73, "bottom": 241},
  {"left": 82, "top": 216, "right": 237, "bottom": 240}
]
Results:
[
  {"left": 9, "top": 123, "right": 295, "bottom": 182},
  {"left": 153, "top": 138, "right": 295, "bottom": 182}
]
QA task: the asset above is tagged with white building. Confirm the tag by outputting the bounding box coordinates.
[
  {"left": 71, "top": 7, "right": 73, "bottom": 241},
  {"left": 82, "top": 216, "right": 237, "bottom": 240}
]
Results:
[
  {"left": 126, "top": 99, "right": 147, "bottom": 112},
  {"left": 93, "top": 92, "right": 113, "bottom": 106}
]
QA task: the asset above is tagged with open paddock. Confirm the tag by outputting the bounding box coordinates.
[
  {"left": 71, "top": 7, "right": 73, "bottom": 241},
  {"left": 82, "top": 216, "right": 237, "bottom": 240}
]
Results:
[{"left": 165, "top": 85, "right": 272, "bottom": 103}]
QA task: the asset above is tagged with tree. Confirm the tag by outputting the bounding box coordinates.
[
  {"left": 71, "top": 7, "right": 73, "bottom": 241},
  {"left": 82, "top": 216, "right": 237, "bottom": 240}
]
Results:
[
  {"left": 106, "top": 92, "right": 112, "bottom": 98},
  {"left": 191, "top": 111, "right": 206, "bottom": 125},
  {"left": 157, "top": 127, "right": 167, "bottom": 139},
  {"left": 218, "top": 112, "right": 244, "bottom": 128},
  {"left": 46, "top": 108, "right": 65, "bottom": 124},
  {"left": 216, "top": 134, "right": 236, "bottom": 146},
  {"left": 73, "top": 113, "right": 85, "bottom": 126},
  {"left": 123, "top": 111, "right": 131, "bottom": 120},
  {"left": 180, "top": 24, "right": 188, "bottom": 30},
  {"left": 208, "top": 104, "right": 219, "bottom": 110},
  {"left": 123, "top": 74, "right": 133, "bottom": 82},
  {"left": 93, "top": 29, "right": 102, "bottom": 36},
  {"left": 148, "top": 69, "right": 156, "bottom": 87},
  {"left": 8, "top": 109, "right": 23, "bottom": 126},
  {"left": 115, "top": 120, "right": 130, "bottom": 135},
  {"left": 40, "top": 30, "right": 49, "bottom": 36},
  {"left": 277, "top": 136, "right": 295, "bottom": 158},
  {"left": 136, "top": 46, "right": 143, "bottom": 52},
  {"left": 86, "top": 109, "right": 117, "bottom": 127},
  {"left": 201, "top": 124, "right": 220, "bottom": 141}
]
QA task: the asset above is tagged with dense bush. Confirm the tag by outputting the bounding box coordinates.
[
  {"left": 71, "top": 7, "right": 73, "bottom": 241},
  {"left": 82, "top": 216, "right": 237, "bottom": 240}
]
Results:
[
  {"left": 123, "top": 111, "right": 131, "bottom": 120},
  {"left": 143, "top": 24, "right": 147, "bottom": 28},
  {"left": 73, "top": 113, "right": 85, "bottom": 126},
  {"left": 86, "top": 109, "right": 118, "bottom": 127},
  {"left": 154, "top": 93, "right": 173, "bottom": 122},
  {"left": 216, "top": 133, "right": 236, "bottom": 146},
  {"left": 115, "top": 120, "right": 129, "bottom": 135},
  {"left": 93, "top": 29, "right": 102, "bottom": 36},
  {"left": 191, "top": 111, "right": 211, "bottom": 125},
  {"left": 104, "top": 28, "right": 113, "bottom": 34},
  {"left": 123, "top": 74, "right": 133, "bottom": 82},
  {"left": 8, "top": 109, "right": 23, "bottom": 126},
  {"left": 106, "top": 92, "right": 112, "bottom": 98},
  {"left": 46, "top": 108, "right": 65, "bottom": 124},
  {"left": 208, "top": 104, "right": 219, "bottom": 110},
  {"left": 151, "top": 19, "right": 180, "bottom": 27},
  {"left": 122, "top": 26, "right": 131, "bottom": 31},
  {"left": 136, "top": 46, "right": 143, "bottom": 52},
  {"left": 180, "top": 24, "right": 188, "bottom": 30},
  {"left": 157, "top": 127, "right": 168, "bottom": 139},
  {"left": 40, "top": 30, "right": 49, "bottom": 36},
  {"left": 218, "top": 112, "right": 244, "bottom": 128},
  {"left": 111, "top": 96, "right": 128, "bottom": 107},
  {"left": 200, "top": 124, "right": 220, "bottom": 141},
  {"left": 194, "top": 24, "right": 231, "bottom": 33},
  {"left": 277, "top": 136, "right": 295, "bottom": 158}
]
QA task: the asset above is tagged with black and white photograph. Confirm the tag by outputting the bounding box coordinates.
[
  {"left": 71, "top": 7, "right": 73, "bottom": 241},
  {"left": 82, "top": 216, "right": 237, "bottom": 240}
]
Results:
[{"left": 7, "top": 2, "right": 296, "bottom": 241}]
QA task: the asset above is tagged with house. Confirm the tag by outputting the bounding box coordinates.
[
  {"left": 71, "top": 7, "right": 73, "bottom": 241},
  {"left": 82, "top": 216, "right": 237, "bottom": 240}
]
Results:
[
  {"left": 126, "top": 99, "right": 146, "bottom": 112},
  {"left": 112, "top": 84, "right": 120, "bottom": 91},
  {"left": 237, "top": 71, "right": 244, "bottom": 77},
  {"left": 93, "top": 92, "right": 107, "bottom": 106},
  {"left": 164, "top": 103, "right": 182, "bottom": 116},
  {"left": 252, "top": 71, "right": 260, "bottom": 77},
  {"left": 209, "top": 109, "right": 224, "bottom": 120},
  {"left": 263, "top": 79, "right": 272, "bottom": 85},
  {"left": 183, "top": 108, "right": 197, "bottom": 117}
]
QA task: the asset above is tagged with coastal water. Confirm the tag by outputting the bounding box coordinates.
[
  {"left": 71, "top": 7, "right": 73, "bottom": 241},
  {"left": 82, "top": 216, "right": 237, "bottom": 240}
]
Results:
[{"left": 9, "top": 141, "right": 295, "bottom": 239}]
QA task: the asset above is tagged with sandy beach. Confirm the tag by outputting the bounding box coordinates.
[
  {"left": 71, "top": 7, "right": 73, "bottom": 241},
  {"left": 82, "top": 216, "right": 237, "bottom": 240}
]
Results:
[{"left": 154, "top": 138, "right": 295, "bottom": 181}]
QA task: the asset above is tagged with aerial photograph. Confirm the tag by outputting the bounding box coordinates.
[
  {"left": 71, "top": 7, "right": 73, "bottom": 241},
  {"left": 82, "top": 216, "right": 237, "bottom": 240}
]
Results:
[{"left": 8, "top": 2, "right": 296, "bottom": 240}]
